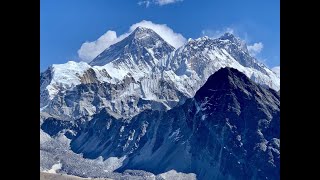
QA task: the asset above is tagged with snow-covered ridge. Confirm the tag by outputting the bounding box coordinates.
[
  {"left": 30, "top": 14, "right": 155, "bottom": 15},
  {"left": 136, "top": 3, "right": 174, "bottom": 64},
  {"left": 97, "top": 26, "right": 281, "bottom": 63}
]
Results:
[
  {"left": 43, "top": 61, "right": 92, "bottom": 99},
  {"left": 40, "top": 27, "right": 279, "bottom": 119},
  {"left": 166, "top": 34, "right": 279, "bottom": 91},
  {"left": 41, "top": 61, "right": 110, "bottom": 101}
]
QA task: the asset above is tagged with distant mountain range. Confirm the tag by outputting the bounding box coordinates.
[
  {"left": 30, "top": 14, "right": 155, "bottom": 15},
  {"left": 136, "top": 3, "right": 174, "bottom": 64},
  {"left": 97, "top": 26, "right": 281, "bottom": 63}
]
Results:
[{"left": 40, "top": 27, "right": 280, "bottom": 180}]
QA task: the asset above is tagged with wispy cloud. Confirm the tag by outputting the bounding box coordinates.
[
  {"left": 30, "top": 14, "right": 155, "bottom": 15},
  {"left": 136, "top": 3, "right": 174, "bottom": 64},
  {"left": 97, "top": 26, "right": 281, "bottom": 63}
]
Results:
[
  {"left": 156, "top": 0, "right": 183, "bottom": 5},
  {"left": 138, "top": 1, "right": 151, "bottom": 7},
  {"left": 138, "top": 0, "right": 183, "bottom": 7},
  {"left": 247, "top": 42, "right": 264, "bottom": 56},
  {"left": 78, "top": 20, "right": 186, "bottom": 62}
]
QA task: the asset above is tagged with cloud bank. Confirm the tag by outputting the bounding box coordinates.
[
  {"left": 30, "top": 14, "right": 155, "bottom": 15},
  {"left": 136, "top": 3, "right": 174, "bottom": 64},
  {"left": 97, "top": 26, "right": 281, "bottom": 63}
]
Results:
[
  {"left": 78, "top": 20, "right": 186, "bottom": 62},
  {"left": 77, "top": 31, "right": 124, "bottom": 62}
]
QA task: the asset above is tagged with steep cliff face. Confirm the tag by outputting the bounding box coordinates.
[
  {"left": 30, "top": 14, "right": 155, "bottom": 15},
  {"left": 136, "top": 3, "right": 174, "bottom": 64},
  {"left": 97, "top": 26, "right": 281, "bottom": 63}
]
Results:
[
  {"left": 51, "top": 68, "right": 280, "bottom": 180},
  {"left": 41, "top": 74, "right": 187, "bottom": 120}
]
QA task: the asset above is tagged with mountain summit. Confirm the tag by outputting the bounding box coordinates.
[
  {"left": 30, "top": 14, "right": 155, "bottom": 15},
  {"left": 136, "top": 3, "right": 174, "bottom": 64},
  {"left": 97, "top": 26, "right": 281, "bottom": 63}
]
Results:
[
  {"left": 219, "top": 32, "right": 242, "bottom": 44},
  {"left": 89, "top": 27, "right": 175, "bottom": 67}
]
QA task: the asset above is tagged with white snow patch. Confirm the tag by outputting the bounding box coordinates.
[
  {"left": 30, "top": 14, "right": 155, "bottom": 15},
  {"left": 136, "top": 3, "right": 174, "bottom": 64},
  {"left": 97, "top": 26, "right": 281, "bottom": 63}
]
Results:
[
  {"left": 168, "top": 128, "right": 183, "bottom": 141},
  {"left": 120, "top": 126, "right": 125, "bottom": 133},
  {"left": 103, "top": 156, "right": 127, "bottom": 172},
  {"left": 44, "top": 162, "right": 62, "bottom": 174},
  {"left": 236, "top": 135, "right": 241, "bottom": 141},
  {"left": 128, "top": 130, "right": 136, "bottom": 141},
  {"left": 169, "top": 128, "right": 180, "bottom": 139},
  {"left": 157, "top": 170, "right": 197, "bottom": 180}
]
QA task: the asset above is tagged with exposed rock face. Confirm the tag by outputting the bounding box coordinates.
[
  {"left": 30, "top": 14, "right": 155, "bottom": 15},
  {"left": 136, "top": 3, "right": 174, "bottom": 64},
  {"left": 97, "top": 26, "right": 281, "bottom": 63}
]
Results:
[
  {"left": 42, "top": 68, "right": 279, "bottom": 180},
  {"left": 78, "top": 69, "right": 99, "bottom": 84},
  {"left": 42, "top": 74, "right": 186, "bottom": 120}
]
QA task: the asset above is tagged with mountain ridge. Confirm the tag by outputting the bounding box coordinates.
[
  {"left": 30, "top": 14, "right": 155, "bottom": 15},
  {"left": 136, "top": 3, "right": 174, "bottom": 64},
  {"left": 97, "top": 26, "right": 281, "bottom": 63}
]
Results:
[
  {"left": 40, "top": 27, "right": 279, "bottom": 121},
  {"left": 41, "top": 67, "right": 280, "bottom": 180}
]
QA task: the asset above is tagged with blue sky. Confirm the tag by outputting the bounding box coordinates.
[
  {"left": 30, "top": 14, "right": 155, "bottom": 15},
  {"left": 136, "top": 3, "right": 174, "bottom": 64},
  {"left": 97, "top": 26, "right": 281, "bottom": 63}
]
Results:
[{"left": 40, "top": 0, "right": 279, "bottom": 71}]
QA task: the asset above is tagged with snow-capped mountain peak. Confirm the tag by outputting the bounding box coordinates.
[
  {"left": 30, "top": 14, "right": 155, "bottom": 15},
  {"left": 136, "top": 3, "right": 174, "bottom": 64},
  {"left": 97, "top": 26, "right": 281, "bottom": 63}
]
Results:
[
  {"left": 217, "top": 32, "right": 250, "bottom": 55},
  {"left": 40, "top": 29, "right": 279, "bottom": 121},
  {"left": 219, "top": 32, "right": 239, "bottom": 42},
  {"left": 89, "top": 27, "right": 175, "bottom": 67},
  {"left": 130, "top": 26, "right": 162, "bottom": 40}
]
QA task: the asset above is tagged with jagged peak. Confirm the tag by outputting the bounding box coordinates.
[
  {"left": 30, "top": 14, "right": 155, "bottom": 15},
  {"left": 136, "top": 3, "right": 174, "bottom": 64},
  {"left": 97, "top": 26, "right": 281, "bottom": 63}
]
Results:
[
  {"left": 194, "top": 35, "right": 212, "bottom": 42},
  {"left": 132, "top": 26, "right": 152, "bottom": 32},
  {"left": 200, "top": 36, "right": 210, "bottom": 40},
  {"left": 218, "top": 33, "right": 244, "bottom": 46},
  {"left": 217, "top": 33, "right": 249, "bottom": 54},
  {"left": 195, "top": 67, "right": 254, "bottom": 100},
  {"left": 89, "top": 26, "right": 175, "bottom": 66},
  {"left": 206, "top": 67, "right": 251, "bottom": 86},
  {"left": 129, "top": 26, "right": 163, "bottom": 40},
  {"left": 220, "top": 32, "right": 236, "bottom": 39}
]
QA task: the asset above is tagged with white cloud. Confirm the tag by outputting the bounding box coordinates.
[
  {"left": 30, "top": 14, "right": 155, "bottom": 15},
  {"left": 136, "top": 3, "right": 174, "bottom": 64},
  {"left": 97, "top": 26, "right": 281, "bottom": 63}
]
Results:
[
  {"left": 77, "top": 20, "right": 186, "bottom": 62},
  {"left": 78, "top": 31, "right": 122, "bottom": 62},
  {"left": 201, "top": 28, "right": 235, "bottom": 39},
  {"left": 156, "top": 0, "right": 183, "bottom": 5},
  {"left": 247, "top": 42, "right": 264, "bottom": 56},
  {"left": 138, "top": 1, "right": 151, "bottom": 7},
  {"left": 138, "top": 0, "right": 183, "bottom": 7}
]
